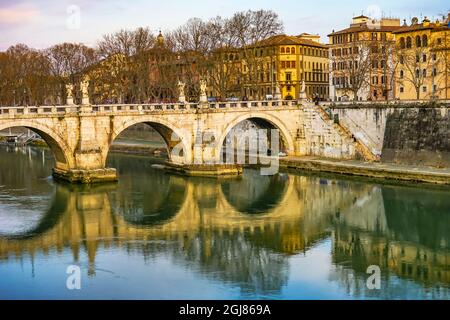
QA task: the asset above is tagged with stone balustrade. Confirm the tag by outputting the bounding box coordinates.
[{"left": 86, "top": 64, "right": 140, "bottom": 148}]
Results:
[{"left": 0, "top": 99, "right": 300, "bottom": 118}]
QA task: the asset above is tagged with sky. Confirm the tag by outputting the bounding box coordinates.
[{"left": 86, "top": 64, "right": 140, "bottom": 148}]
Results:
[{"left": 0, "top": 0, "right": 448, "bottom": 50}]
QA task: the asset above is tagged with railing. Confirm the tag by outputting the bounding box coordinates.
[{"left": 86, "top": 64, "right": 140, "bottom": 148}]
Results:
[
  {"left": 0, "top": 100, "right": 300, "bottom": 118},
  {"left": 322, "top": 99, "right": 450, "bottom": 108}
]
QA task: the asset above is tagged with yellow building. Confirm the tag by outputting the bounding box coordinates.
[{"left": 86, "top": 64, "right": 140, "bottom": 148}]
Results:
[
  {"left": 393, "top": 16, "right": 450, "bottom": 100},
  {"left": 241, "top": 34, "right": 329, "bottom": 100},
  {"left": 328, "top": 15, "right": 401, "bottom": 101}
]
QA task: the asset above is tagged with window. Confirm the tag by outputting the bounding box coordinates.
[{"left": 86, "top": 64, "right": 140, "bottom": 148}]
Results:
[
  {"left": 281, "top": 47, "right": 285, "bottom": 53},
  {"left": 423, "top": 69, "right": 427, "bottom": 77},
  {"left": 416, "top": 35, "right": 422, "bottom": 47},
  {"left": 406, "top": 37, "right": 412, "bottom": 48},
  {"left": 291, "top": 61, "right": 296, "bottom": 68},
  {"left": 286, "top": 73, "right": 292, "bottom": 81},
  {"left": 416, "top": 69, "right": 420, "bottom": 77},
  {"left": 281, "top": 61, "right": 286, "bottom": 68},
  {"left": 433, "top": 68, "right": 437, "bottom": 76},
  {"left": 423, "top": 54, "right": 427, "bottom": 62},
  {"left": 400, "top": 87, "right": 404, "bottom": 93},
  {"left": 286, "top": 47, "right": 291, "bottom": 54},
  {"left": 400, "top": 55, "right": 404, "bottom": 64},
  {"left": 400, "top": 70, "right": 404, "bottom": 79},
  {"left": 422, "top": 35, "right": 428, "bottom": 47},
  {"left": 433, "top": 54, "right": 437, "bottom": 61},
  {"left": 400, "top": 37, "right": 406, "bottom": 49},
  {"left": 437, "top": 38, "right": 442, "bottom": 45},
  {"left": 422, "top": 86, "right": 427, "bottom": 92},
  {"left": 291, "top": 47, "right": 295, "bottom": 54}
]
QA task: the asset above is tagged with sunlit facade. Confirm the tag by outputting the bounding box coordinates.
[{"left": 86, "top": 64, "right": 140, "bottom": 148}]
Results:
[{"left": 393, "top": 16, "right": 450, "bottom": 100}]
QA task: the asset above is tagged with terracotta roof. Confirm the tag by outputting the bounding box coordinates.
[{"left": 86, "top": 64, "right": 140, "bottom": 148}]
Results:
[
  {"left": 392, "top": 23, "right": 450, "bottom": 34},
  {"left": 254, "top": 34, "right": 327, "bottom": 48},
  {"left": 353, "top": 15, "right": 369, "bottom": 19},
  {"left": 328, "top": 25, "right": 402, "bottom": 36}
]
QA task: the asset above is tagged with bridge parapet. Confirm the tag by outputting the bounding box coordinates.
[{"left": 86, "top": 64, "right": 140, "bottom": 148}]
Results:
[
  {"left": 0, "top": 100, "right": 300, "bottom": 119},
  {"left": 322, "top": 99, "right": 450, "bottom": 109}
]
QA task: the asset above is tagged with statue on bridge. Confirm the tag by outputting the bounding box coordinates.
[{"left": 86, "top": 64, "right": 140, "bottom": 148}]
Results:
[
  {"left": 81, "top": 78, "right": 90, "bottom": 105},
  {"left": 66, "top": 84, "right": 74, "bottom": 105},
  {"left": 178, "top": 81, "right": 186, "bottom": 103},
  {"left": 274, "top": 84, "right": 282, "bottom": 100},
  {"left": 299, "top": 80, "right": 307, "bottom": 100},
  {"left": 199, "top": 79, "right": 207, "bottom": 103}
]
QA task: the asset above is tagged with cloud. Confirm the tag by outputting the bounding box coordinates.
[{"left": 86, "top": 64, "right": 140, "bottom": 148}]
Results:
[{"left": 0, "top": 4, "right": 40, "bottom": 25}]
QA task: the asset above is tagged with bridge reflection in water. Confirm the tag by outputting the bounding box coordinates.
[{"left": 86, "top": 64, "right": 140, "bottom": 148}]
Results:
[{"left": 0, "top": 149, "right": 448, "bottom": 299}]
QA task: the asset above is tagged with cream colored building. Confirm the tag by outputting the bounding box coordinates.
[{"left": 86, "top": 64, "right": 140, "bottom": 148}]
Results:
[
  {"left": 328, "top": 15, "right": 401, "bottom": 101},
  {"left": 393, "top": 16, "right": 450, "bottom": 100}
]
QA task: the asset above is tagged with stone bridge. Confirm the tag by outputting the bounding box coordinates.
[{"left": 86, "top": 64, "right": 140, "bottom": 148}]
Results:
[{"left": 0, "top": 100, "right": 377, "bottom": 183}]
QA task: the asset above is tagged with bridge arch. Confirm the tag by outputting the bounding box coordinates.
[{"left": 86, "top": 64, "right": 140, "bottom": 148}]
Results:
[
  {"left": 0, "top": 184, "right": 69, "bottom": 240},
  {"left": 108, "top": 117, "right": 192, "bottom": 165},
  {"left": 215, "top": 113, "right": 295, "bottom": 162},
  {"left": 220, "top": 171, "right": 290, "bottom": 215},
  {"left": 0, "top": 121, "right": 74, "bottom": 170}
]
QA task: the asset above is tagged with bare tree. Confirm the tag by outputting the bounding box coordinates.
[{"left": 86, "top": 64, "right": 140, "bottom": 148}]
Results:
[
  {"left": 1, "top": 44, "right": 53, "bottom": 106},
  {"left": 98, "top": 27, "right": 155, "bottom": 58},
  {"left": 227, "top": 10, "right": 283, "bottom": 99},
  {"left": 331, "top": 39, "right": 373, "bottom": 101},
  {"left": 46, "top": 43, "right": 98, "bottom": 103},
  {"left": 96, "top": 27, "right": 156, "bottom": 103}
]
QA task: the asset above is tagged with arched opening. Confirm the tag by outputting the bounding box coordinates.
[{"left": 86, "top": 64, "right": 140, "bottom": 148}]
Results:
[
  {"left": 108, "top": 157, "right": 187, "bottom": 227},
  {"left": 218, "top": 115, "right": 294, "bottom": 165},
  {"left": 0, "top": 124, "right": 70, "bottom": 170},
  {"left": 406, "top": 37, "right": 412, "bottom": 48},
  {"left": 221, "top": 170, "right": 289, "bottom": 215},
  {"left": 106, "top": 119, "right": 189, "bottom": 166},
  {"left": 415, "top": 35, "right": 422, "bottom": 47},
  {"left": 422, "top": 35, "right": 428, "bottom": 47},
  {"left": 0, "top": 184, "right": 69, "bottom": 240}
]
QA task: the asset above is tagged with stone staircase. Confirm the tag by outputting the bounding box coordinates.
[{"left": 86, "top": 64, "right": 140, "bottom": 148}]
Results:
[{"left": 313, "top": 104, "right": 380, "bottom": 162}]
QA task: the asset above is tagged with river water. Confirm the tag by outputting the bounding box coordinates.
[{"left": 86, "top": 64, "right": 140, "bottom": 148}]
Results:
[{"left": 0, "top": 145, "right": 448, "bottom": 299}]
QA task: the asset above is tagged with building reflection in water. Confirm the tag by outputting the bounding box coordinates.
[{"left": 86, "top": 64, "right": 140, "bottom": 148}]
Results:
[{"left": 0, "top": 150, "right": 448, "bottom": 298}]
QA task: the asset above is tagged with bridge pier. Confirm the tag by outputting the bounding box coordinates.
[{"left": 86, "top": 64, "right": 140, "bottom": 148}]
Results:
[
  {"left": 52, "top": 168, "right": 118, "bottom": 184},
  {"left": 164, "top": 162, "right": 243, "bottom": 177}
]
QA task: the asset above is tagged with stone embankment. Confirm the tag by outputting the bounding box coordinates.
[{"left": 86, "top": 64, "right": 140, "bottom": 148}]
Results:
[{"left": 281, "top": 156, "right": 450, "bottom": 185}]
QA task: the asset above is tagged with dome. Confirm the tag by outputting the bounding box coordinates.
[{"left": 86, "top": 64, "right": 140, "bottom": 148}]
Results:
[{"left": 156, "top": 31, "right": 165, "bottom": 46}]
